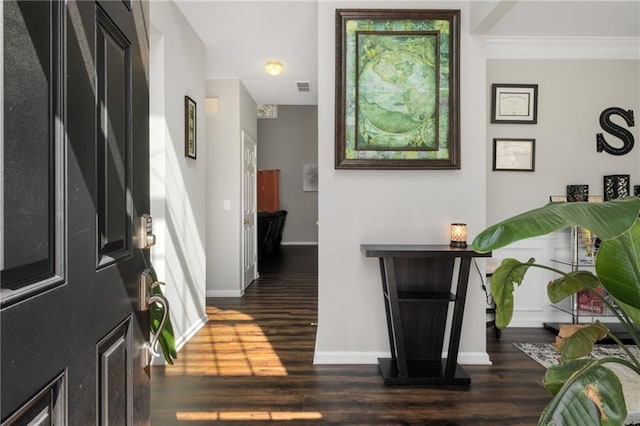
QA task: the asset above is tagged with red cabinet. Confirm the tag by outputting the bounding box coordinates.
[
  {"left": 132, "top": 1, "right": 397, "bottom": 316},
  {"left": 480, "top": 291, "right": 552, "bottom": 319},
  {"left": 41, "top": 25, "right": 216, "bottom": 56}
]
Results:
[{"left": 257, "top": 169, "right": 279, "bottom": 212}]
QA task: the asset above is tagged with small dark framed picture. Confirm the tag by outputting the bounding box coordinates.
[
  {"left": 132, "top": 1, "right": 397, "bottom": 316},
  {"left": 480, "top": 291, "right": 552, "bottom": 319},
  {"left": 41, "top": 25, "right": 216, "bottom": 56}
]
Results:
[
  {"left": 491, "top": 84, "right": 538, "bottom": 124},
  {"left": 185, "top": 96, "right": 197, "bottom": 159},
  {"left": 492, "top": 138, "right": 535, "bottom": 171}
]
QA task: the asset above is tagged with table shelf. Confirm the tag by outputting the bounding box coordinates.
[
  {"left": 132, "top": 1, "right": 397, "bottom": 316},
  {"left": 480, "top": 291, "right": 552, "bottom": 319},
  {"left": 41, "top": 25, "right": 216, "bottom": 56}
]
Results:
[{"left": 395, "top": 291, "right": 454, "bottom": 302}]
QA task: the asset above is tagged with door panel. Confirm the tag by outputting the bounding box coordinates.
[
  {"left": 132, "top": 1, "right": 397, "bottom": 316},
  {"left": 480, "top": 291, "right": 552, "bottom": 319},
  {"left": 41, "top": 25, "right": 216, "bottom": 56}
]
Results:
[
  {"left": 242, "top": 131, "right": 257, "bottom": 291},
  {"left": 97, "top": 318, "right": 133, "bottom": 426},
  {"left": 96, "top": 5, "right": 132, "bottom": 267},
  {"left": 1, "top": 0, "right": 63, "bottom": 305},
  {"left": 0, "top": 372, "right": 66, "bottom": 426},
  {"left": 1, "top": 0, "right": 150, "bottom": 424}
]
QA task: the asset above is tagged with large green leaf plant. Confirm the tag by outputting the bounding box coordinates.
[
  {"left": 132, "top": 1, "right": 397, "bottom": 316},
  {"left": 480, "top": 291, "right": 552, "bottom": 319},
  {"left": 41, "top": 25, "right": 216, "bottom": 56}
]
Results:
[{"left": 472, "top": 197, "right": 640, "bottom": 426}]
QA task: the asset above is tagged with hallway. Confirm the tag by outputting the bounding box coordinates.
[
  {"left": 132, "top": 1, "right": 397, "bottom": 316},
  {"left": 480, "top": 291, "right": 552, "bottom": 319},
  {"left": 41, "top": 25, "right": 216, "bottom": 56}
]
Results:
[{"left": 151, "top": 245, "right": 552, "bottom": 425}]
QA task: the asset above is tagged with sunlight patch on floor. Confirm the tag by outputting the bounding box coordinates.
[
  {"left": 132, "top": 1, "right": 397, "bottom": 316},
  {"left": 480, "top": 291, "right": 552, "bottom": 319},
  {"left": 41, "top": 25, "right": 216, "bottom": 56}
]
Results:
[
  {"left": 164, "top": 307, "right": 287, "bottom": 376},
  {"left": 176, "top": 411, "right": 323, "bottom": 421},
  {"left": 206, "top": 306, "right": 254, "bottom": 321}
]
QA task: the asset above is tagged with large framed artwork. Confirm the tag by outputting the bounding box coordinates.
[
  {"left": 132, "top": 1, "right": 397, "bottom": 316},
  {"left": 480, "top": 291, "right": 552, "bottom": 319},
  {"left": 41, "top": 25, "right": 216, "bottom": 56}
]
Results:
[{"left": 335, "top": 9, "right": 460, "bottom": 170}]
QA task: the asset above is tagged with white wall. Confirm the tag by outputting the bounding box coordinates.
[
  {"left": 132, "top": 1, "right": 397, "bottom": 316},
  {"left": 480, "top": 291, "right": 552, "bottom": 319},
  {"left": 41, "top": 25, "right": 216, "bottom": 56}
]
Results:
[
  {"left": 314, "top": 1, "right": 490, "bottom": 365},
  {"left": 487, "top": 59, "right": 640, "bottom": 225},
  {"left": 149, "top": 1, "right": 208, "bottom": 356},
  {"left": 486, "top": 55, "right": 640, "bottom": 327},
  {"left": 205, "top": 79, "right": 257, "bottom": 297}
]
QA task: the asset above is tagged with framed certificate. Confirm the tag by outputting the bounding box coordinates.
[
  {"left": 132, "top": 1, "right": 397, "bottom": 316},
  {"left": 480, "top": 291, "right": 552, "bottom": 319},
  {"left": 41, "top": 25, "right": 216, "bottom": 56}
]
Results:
[
  {"left": 492, "top": 138, "right": 535, "bottom": 171},
  {"left": 491, "top": 84, "right": 538, "bottom": 124}
]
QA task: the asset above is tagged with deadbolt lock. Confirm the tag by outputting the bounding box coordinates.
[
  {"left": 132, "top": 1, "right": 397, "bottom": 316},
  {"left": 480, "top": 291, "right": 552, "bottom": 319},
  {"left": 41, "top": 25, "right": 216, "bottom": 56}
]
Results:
[{"left": 137, "top": 214, "right": 156, "bottom": 249}]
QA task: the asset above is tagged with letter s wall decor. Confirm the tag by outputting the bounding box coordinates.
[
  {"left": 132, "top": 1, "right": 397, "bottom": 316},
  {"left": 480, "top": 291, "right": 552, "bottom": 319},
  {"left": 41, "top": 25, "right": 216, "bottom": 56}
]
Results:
[{"left": 596, "top": 107, "right": 635, "bottom": 155}]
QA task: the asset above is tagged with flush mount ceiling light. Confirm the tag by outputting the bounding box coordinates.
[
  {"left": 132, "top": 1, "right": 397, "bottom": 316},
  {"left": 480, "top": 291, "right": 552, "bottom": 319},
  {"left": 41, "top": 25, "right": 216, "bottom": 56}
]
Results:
[{"left": 264, "top": 60, "right": 284, "bottom": 76}]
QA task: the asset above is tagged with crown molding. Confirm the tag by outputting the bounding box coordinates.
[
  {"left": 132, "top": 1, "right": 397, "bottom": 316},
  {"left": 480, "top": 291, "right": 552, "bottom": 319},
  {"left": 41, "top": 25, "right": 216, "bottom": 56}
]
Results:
[{"left": 486, "top": 36, "right": 640, "bottom": 60}]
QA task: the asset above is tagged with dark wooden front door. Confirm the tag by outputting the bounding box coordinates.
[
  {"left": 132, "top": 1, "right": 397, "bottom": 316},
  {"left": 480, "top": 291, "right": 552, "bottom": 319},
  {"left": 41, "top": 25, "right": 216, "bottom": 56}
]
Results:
[{"left": 2, "top": 0, "right": 151, "bottom": 423}]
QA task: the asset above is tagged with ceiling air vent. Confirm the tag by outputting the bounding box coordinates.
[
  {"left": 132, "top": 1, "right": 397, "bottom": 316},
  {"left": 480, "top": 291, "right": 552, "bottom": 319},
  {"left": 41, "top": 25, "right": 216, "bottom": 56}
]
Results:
[
  {"left": 257, "top": 104, "right": 278, "bottom": 119},
  {"left": 296, "top": 81, "right": 311, "bottom": 92}
]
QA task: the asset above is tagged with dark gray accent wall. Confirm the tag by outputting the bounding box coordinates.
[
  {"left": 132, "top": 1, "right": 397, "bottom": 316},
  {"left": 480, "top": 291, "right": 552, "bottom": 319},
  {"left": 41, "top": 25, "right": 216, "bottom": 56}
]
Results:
[{"left": 258, "top": 105, "right": 318, "bottom": 244}]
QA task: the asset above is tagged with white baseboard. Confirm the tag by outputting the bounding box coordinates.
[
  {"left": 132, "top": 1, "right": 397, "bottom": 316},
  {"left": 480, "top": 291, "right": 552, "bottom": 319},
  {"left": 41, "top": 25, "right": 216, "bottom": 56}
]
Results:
[
  {"left": 206, "top": 290, "right": 242, "bottom": 297},
  {"left": 508, "top": 320, "right": 546, "bottom": 328},
  {"left": 175, "top": 313, "right": 208, "bottom": 352},
  {"left": 281, "top": 242, "right": 318, "bottom": 246},
  {"left": 446, "top": 351, "right": 492, "bottom": 366},
  {"left": 151, "top": 312, "right": 208, "bottom": 366},
  {"left": 313, "top": 351, "right": 491, "bottom": 366}
]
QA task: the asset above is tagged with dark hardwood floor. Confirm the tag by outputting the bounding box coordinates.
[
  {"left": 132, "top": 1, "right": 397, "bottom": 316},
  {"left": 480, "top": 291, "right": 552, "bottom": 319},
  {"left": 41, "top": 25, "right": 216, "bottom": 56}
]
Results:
[{"left": 151, "top": 245, "right": 554, "bottom": 425}]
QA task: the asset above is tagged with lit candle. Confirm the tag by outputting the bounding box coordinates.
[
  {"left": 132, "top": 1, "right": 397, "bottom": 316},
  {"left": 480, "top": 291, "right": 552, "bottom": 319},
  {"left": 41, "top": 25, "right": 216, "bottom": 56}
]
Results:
[{"left": 450, "top": 223, "right": 467, "bottom": 248}]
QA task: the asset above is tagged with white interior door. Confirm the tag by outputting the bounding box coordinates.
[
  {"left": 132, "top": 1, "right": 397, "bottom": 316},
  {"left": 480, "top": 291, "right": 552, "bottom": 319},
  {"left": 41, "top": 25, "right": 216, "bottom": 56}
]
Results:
[{"left": 241, "top": 131, "right": 258, "bottom": 292}]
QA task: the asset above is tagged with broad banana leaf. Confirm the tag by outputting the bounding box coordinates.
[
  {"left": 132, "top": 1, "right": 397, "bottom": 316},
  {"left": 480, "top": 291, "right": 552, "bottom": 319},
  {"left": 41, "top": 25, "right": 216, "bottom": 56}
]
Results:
[
  {"left": 540, "top": 359, "right": 627, "bottom": 426},
  {"left": 472, "top": 198, "right": 640, "bottom": 426},
  {"left": 616, "top": 299, "right": 640, "bottom": 330},
  {"left": 490, "top": 262, "right": 603, "bottom": 329},
  {"left": 555, "top": 323, "right": 609, "bottom": 360},
  {"left": 596, "top": 221, "right": 640, "bottom": 310},
  {"left": 473, "top": 198, "right": 640, "bottom": 312},
  {"left": 547, "top": 271, "right": 601, "bottom": 304},
  {"left": 542, "top": 358, "right": 593, "bottom": 395},
  {"left": 491, "top": 258, "right": 534, "bottom": 328},
  {"left": 473, "top": 197, "right": 640, "bottom": 251}
]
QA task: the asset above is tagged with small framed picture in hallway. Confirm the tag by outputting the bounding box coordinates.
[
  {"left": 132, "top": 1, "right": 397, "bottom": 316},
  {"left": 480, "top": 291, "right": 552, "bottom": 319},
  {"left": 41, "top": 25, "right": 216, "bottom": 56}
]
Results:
[{"left": 185, "top": 95, "right": 197, "bottom": 159}]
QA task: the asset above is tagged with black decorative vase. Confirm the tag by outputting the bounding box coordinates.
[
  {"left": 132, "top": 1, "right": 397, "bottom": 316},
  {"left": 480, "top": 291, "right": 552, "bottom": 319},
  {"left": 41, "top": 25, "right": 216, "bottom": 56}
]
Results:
[
  {"left": 603, "top": 175, "right": 630, "bottom": 201},
  {"left": 566, "top": 185, "right": 589, "bottom": 202}
]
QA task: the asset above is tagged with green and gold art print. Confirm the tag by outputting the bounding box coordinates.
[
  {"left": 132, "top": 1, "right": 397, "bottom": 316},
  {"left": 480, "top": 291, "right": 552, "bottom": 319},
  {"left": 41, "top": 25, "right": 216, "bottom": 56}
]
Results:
[{"left": 335, "top": 10, "right": 460, "bottom": 170}]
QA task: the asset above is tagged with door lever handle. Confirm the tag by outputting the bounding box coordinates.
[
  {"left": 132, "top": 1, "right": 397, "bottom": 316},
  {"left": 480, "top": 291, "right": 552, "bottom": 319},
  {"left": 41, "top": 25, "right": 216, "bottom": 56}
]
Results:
[
  {"left": 139, "top": 271, "right": 171, "bottom": 359},
  {"left": 147, "top": 290, "right": 170, "bottom": 358}
]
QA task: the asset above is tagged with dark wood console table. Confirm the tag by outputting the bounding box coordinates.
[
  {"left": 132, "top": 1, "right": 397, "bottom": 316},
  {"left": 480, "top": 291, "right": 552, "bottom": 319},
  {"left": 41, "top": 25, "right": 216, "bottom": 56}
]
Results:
[{"left": 361, "top": 244, "right": 491, "bottom": 386}]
